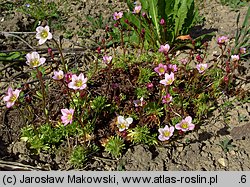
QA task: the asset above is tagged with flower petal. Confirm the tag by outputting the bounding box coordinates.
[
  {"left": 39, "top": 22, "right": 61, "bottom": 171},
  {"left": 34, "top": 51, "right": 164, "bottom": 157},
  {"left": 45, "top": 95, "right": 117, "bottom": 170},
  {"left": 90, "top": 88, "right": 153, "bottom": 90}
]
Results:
[
  {"left": 117, "top": 116, "right": 125, "bottom": 124},
  {"left": 40, "top": 57, "right": 46, "bottom": 65},
  {"left": 169, "top": 126, "right": 175, "bottom": 133},
  {"left": 61, "top": 109, "right": 69, "bottom": 116},
  {"left": 175, "top": 123, "right": 181, "bottom": 130},
  {"left": 39, "top": 38, "right": 46, "bottom": 45},
  {"left": 188, "top": 123, "right": 195, "bottom": 130},
  {"left": 185, "top": 116, "right": 192, "bottom": 124},
  {"left": 126, "top": 117, "right": 133, "bottom": 125},
  {"left": 3, "top": 95, "right": 10, "bottom": 102},
  {"left": 6, "top": 102, "right": 14, "bottom": 108}
]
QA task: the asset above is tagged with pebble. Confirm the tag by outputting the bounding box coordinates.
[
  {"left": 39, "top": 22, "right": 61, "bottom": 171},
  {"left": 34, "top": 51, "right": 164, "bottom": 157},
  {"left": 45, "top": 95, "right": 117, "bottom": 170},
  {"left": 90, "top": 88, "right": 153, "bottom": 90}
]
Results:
[
  {"left": 218, "top": 158, "right": 226, "bottom": 167},
  {"left": 176, "top": 145, "right": 184, "bottom": 152}
]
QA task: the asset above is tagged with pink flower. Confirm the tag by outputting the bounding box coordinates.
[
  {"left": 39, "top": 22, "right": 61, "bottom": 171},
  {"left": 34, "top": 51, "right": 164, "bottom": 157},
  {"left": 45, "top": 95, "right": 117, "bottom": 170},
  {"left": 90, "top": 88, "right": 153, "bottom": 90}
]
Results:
[
  {"left": 154, "top": 63, "right": 167, "bottom": 76},
  {"left": 133, "top": 5, "right": 141, "bottom": 14},
  {"left": 160, "top": 72, "right": 175, "bottom": 86},
  {"left": 180, "top": 58, "right": 188, "bottom": 65},
  {"left": 231, "top": 55, "right": 239, "bottom": 62},
  {"left": 217, "top": 36, "right": 229, "bottom": 44},
  {"left": 113, "top": 12, "right": 123, "bottom": 20},
  {"left": 196, "top": 63, "right": 208, "bottom": 73},
  {"left": 162, "top": 94, "right": 172, "bottom": 104},
  {"left": 160, "top": 18, "right": 165, "bottom": 25},
  {"left": 133, "top": 97, "right": 145, "bottom": 107},
  {"left": 175, "top": 116, "right": 195, "bottom": 132},
  {"left": 68, "top": 73, "right": 88, "bottom": 90},
  {"left": 26, "top": 52, "right": 46, "bottom": 68},
  {"left": 3, "top": 87, "right": 21, "bottom": 108},
  {"left": 147, "top": 82, "right": 154, "bottom": 89},
  {"left": 52, "top": 70, "right": 64, "bottom": 80},
  {"left": 240, "top": 47, "right": 246, "bottom": 54},
  {"left": 36, "top": 25, "right": 52, "bottom": 45},
  {"left": 168, "top": 64, "right": 178, "bottom": 72},
  {"left": 159, "top": 44, "right": 170, "bottom": 54},
  {"left": 158, "top": 125, "right": 175, "bottom": 141},
  {"left": 61, "top": 108, "right": 74, "bottom": 126},
  {"left": 103, "top": 55, "right": 112, "bottom": 64}
]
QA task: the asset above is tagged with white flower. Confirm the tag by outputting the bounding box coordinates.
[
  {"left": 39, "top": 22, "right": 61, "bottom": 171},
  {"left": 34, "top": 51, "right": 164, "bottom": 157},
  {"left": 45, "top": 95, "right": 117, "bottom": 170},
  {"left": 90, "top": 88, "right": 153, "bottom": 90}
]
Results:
[
  {"left": 52, "top": 70, "right": 64, "bottom": 80},
  {"left": 117, "top": 116, "right": 133, "bottom": 132},
  {"left": 26, "top": 52, "right": 46, "bottom": 68},
  {"left": 36, "top": 25, "right": 52, "bottom": 45}
]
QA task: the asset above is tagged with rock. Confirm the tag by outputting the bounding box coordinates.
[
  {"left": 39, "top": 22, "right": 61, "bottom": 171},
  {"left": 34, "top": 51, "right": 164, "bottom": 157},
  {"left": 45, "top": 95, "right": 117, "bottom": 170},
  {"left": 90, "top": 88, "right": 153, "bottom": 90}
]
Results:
[
  {"left": 176, "top": 145, "right": 184, "bottom": 152},
  {"left": 230, "top": 123, "right": 250, "bottom": 140},
  {"left": 218, "top": 158, "right": 227, "bottom": 167}
]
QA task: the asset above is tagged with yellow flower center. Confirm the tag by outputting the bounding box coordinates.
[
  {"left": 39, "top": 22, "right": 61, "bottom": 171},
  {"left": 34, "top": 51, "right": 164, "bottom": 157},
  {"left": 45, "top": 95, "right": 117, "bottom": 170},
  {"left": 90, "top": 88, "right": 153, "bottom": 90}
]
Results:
[
  {"left": 41, "top": 30, "right": 48, "bottom": 38},
  {"left": 181, "top": 122, "right": 188, "bottom": 129},
  {"left": 58, "top": 75, "right": 63, "bottom": 79},
  {"left": 75, "top": 80, "right": 83, "bottom": 87},
  {"left": 30, "top": 59, "right": 40, "bottom": 67},
  {"left": 200, "top": 66, "right": 205, "bottom": 71},
  {"left": 159, "top": 67, "right": 165, "bottom": 73},
  {"left": 10, "top": 95, "right": 17, "bottom": 103},
  {"left": 67, "top": 114, "right": 72, "bottom": 120},
  {"left": 167, "top": 78, "right": 173, "bottom": 85},
  {"left": 120, "top": 123, "right": 126, "bottom": 129},
  {"left": 163, "top": 131, "right": 170, "bottom": 137}
]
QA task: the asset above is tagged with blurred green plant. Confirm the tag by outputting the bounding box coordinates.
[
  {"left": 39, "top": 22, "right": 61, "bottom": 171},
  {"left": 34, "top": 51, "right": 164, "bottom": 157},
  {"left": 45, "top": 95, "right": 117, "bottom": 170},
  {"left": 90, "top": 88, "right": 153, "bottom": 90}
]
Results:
[
  {"left": 128, "top": 125, "right": 158, "bottom": 146},
  {"left": 218, "top": 138, "right": 235, "bottom": 153},
  {"left": 104, "top": 136, "right": 125, "bottom": 159},
  {"left": 17, "top": 0, "right": 61, "bottom": 28},
  {"left": 231, "top": 6, "right": 250, "bottom": 59},
  {"left": 219, "top": 0, "right": 249, "bottom": 9},
  {"left": 124, "top": 0, "right": 199, "bottom": 48},
  {"left": 70, "top": 145, "right": 99, "bottom": 168}
]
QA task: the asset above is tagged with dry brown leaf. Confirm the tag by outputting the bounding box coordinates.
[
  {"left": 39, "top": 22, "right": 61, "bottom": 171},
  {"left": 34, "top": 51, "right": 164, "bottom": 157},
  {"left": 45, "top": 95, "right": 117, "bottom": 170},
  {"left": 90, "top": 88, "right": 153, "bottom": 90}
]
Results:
[{"left": 176, "top": 35, "right": 192, "bottom": 40}]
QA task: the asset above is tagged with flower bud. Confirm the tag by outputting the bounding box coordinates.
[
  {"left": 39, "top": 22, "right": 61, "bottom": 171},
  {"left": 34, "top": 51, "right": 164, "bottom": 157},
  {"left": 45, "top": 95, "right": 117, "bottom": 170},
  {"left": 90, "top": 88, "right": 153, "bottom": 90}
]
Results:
[
  {"left": 224, "top": 76, "right": 229, "bottom": 84},
  {"left": 147, "top": 82, "right": 153, "bottom": 89},
  {"left": 160, "top": 18, "right": 165, "bottom": 25},
  {"left": 65, "top": 73, "right": 72, "bottom": 83},
  {"left": 196, "top": 54, "right": 203, "bottom": 63},
  {"left": 97, "top": 46, "right": 101, "bottom": 54}
]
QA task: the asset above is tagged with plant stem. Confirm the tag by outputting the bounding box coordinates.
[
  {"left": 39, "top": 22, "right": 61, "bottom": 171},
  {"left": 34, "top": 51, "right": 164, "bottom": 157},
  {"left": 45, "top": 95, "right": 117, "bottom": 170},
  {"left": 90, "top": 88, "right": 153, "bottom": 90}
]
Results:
[
  {"left": 53, "top": 38, "right": 67, "bottom": 72},
  {"left": 36, "top": 68, "right": 49, "bottom": 123}
]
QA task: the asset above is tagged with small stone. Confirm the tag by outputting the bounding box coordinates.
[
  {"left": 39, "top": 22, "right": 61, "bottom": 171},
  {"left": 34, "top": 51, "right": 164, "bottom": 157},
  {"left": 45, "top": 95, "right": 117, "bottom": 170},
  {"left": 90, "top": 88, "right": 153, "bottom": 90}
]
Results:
[
  {"left": 218, "top": 158, "right": 226, "bottom": 167},
  {"left": 176, "top": 145, "right": 184, "bottom": 152},
  {"left": 229, "top": 150, "right": 236, "bottom": 156}
]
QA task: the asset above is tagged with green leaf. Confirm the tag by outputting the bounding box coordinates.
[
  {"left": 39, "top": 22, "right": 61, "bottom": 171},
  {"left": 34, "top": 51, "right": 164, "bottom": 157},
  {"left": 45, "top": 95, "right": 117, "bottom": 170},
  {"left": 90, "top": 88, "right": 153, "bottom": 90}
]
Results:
[
  {"left": 165, "top": 0, "right": 175, "bottom": 16},
  {"left": 140, "top": 0, "right": 148, "bottom": 10},
  {"left": 174, "top": 0, "right": 189, "bottom": 38},
  {"left": 148, "top": 0, "right": 160, "bottom": 41},
  {"left": 158, "top": 0, "right": 166, "bottom": 20},
  {"left": 35, "top": 91, "right": 43, "bottom": 100}
]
